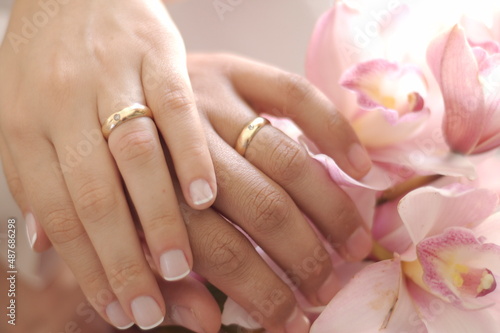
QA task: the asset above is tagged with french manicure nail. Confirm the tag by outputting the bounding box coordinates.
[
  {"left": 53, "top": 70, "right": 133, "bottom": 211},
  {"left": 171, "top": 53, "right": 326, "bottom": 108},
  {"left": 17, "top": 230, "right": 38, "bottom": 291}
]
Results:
[
  {"left": 285, "top": 307, "right": 310, "bottom": 333},
  {"left": 131, "top": 296, "right": 164, "bottom": 330},
  {"left": 190, "top": 179, "right": 214, "bottom": 206},
  {"left": 346, "top": 227, "right": 373, "bottom": 261},
  {"left": 160, "top": 249, "right": 190, "bottom": 281},
  {"left": 317, "top": 274, "right": 340, "bottom": 305},
  {"left": 348, "top": 143, "right": 372, "bottom": 174},
  {"left": 171, "top": 305, "right": 205, "bottom": 333},
  {"left": 106, "top": 301, "right": 134, "bottom": 330},
  {"left": 25, "top": 213, "right": 37, "bottom": 249}
]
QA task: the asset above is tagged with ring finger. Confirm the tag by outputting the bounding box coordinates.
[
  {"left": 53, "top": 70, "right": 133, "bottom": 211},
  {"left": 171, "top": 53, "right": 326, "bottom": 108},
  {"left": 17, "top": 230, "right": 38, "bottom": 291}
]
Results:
[
  {"left": 211, "top": 98, "right": 372, "bottom": 261},
  {"left": 205, "top": 126, "right": 336, "bottom": 306},
  {"left": 98, "top": 85, "right": 193, "bottom": 283},
  {"left": 52, "top": 100, "right": 166, "bottom": 330}
]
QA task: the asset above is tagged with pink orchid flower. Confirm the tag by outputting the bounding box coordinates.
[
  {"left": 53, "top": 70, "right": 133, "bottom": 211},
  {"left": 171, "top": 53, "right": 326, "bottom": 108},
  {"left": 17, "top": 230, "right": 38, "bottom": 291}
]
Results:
[
  {"left": 306, "top": 1, "right": 477, "bottom": 183},
  {"left": 428, "top": 24, "right": 500, "bottom": 155},
  {"left": 339, "top": 59, "right": 429, "bottom": 148},
  {"left": 311, "top": 185, "right": 500, "bottom": 333},
  {"left": 306, "top": 0, "right": 416, "bottom": 121}
]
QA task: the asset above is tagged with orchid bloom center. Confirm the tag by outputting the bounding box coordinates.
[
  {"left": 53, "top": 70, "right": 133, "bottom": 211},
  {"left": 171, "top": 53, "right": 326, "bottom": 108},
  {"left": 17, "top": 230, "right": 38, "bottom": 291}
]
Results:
[
  {"left": 402, "top": 259, "right": 497, "bottom": 301},
  {"left": 414, "top": 228, "right": 500, "bottom": 308},
  {"left": 451, "top": 264, "right": 496, "bottom": 297},
  {"left": 364, "top": 84, "right": 423, "bottom": 117}
]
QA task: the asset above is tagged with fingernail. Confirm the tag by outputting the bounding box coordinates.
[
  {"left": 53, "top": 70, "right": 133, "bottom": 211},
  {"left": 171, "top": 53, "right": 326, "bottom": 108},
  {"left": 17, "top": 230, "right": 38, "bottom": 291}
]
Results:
[
  {"left": 348, "top": 143, "right": 372, "bottom": 174},
  {"left": 285, "top": 307, "right": 310, "bottom": 333},
  {"left": 131, "top": 296, "right": 164, "bottom": 330},
  {"left": 317, "top": 274, "right": 340, "bottom": 305},
  {"left": 25, "top": 213, "right": 37, "bottom": 250},
  {"left": 160, "top": 249, "right": 191, "bottom": 281},
  {"left": 171, "top": 305, "right": 205, "bottom": 333},
  {"left": 345, "top": 227, "right": 372, "bottom": 261},
  {"left": 189, "top": 179, "right": 214, "bottom": 206},
  {"left": 106, "top": 301, "right": 134, "bottom": 330}
]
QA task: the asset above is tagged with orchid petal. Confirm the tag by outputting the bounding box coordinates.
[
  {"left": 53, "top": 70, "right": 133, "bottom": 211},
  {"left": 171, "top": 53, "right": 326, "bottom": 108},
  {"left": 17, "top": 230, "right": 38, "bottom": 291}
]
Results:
[
  {"left": 370, "top": 149, "right": 477, "bottom": 179},
  {"left": 428, "top": 25, "right": 486, "bottom": 154},
  {"left": 398, "top": 186, "right": 498, "bottom": 244},
  {"left": 408, "top": 280, "right": 500, "bottom": 333},
  {"left": 373, "top": 199, "right": 414, "bottom": 256},
  {"left": 221, "top": 298, "right": 261, "bottom": 330},
  {"left": 466, "top": 152, "right": 500, "bottom": 197},
  {"left": 343, "top": 186, "right": 377, "bottom": 229},
  {"left": 340, "top": 60, "right": 427, "bottom": 113},
  {"left": 353, "top": 107, "right": 430, "bottom": 148},
  {"left": 473, "top": 211, "right": 500, "bottom": 245},
  {"left": 333, "top": 260, "right": 374, "bottom": 286},
  {"left": 266, "top": 115, "right": 394, "bottom": 190},
  {"left": 474, "top": 54, "right": 500, "bottom": 153},
  {"left": 313, "top": 153, "right": 392, "bottom": 190},
  {"left": 380, "top": 227, "right": 414, "bottom": 260},
  {"left": 305, "top": 5, "right": 358, "bottom": 119},
  {"left": 417, "top": 227, "right": 500, "bottom": 309},
  {"left": 311, "top": 258, "right": 408, "bottom": 333}
]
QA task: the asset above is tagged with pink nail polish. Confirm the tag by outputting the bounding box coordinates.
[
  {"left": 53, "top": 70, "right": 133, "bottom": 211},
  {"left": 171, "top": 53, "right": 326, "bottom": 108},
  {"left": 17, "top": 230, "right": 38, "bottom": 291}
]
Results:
[
  {"left": 171, "top": 305, "right": 205, "bottom": 333},
  {"left": 25, "top": 213, "right": 37, "bottom": 249},
  {"left": 348, "top": 143, "right": 372, "bottom": 174},
  {"left": 106, "top": 301, "right": 134, "bottom": 330},
  {"left": 131, "top": 296, "right": 164, "bottom": 330},
  {"left": 160, "top": 249, "right": 190, "bottom": 281},
  {"left": 285, "top": 307, "right": 310, "bottom": 333},
  {"left": 190, "top": 179, "right": 214, "bottom": 206},
  {"left": 316, "top": 274, "right": 340, "bottom": 305},
  {"left": 346, "top": 227, "right": 372, "bottom": 261}
]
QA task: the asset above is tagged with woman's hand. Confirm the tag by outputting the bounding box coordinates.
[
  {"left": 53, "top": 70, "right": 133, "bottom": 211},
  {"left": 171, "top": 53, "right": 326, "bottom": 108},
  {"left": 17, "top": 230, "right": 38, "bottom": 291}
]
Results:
[
  {"left": 4, "top": 54, "right": 373, "bottom": 332},
  {"left": 0, "top": 0, "right": 216, "bottom": 330}
]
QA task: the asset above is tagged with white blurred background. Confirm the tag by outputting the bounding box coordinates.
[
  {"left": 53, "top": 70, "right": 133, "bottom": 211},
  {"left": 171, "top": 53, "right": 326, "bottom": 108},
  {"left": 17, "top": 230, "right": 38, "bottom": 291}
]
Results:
[{"left": 0, "top": 0, "right": 332, "bottom": 74}]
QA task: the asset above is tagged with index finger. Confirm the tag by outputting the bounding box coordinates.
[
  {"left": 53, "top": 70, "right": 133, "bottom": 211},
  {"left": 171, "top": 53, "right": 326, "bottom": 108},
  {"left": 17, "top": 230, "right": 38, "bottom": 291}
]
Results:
[{"left": 229, "top": 56, "right": 372, "bottom": 180}]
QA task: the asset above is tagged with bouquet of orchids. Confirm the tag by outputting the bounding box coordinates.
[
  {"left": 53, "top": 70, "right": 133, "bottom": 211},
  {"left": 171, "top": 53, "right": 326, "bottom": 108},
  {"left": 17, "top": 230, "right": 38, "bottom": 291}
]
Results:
[{"left": 221, "top": 0, "right": 500, "bottom": 332}]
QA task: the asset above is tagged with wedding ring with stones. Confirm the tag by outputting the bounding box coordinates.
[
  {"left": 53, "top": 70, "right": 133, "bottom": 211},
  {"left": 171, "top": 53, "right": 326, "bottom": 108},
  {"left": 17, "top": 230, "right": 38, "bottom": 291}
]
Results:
[
  {"left": 235, "top": 117, "right": 270, "bottom": 156},
  {"left": 101, "top": 104, "right": 153, "bottom": 140}
]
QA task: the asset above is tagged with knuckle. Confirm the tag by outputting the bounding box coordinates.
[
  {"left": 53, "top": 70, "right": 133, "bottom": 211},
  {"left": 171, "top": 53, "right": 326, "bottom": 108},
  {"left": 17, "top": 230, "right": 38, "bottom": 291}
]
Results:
[
  {"left": 3, "top": 117, "right": 37, "bottom": 145},
  {"left": 156, "top": 84, "right": 195, "bottom": 119},
  {"left": 74, "top": 179, "right": 118, "bottom": 223},
  {"left": 329, "top": 202, "right": 361, "bottom": 243},
  {"left": 282, "top": 73, "right": 314, "bottom": 109},
  {"left": 203, "top": 229, "right": 249, "bottom": 280},
  {"left": 246, "top": 185, "right": 290, "bottom": 235},
  {"left": 145, "top": 210, "right": 182, "bottom": 232},
  {"left": 325, "top": 110, "right": 344, "bottom": 133},
  {"left": 108, "top": 260, "right": 143, "bottom": 291},
  {"left": 254, "top": 288, "right": 296, "bottom": 329},
  {"left": 43, "top": 207, "right": 85, "bottom": 246},
  {"left": 80, "top": 268, "right": 108, "bottom": 297},
  {"left": 4, "top": 171, "right": 24, "bottom": 203},
  {"left": 44, "top": 55, "right": 79, "bottom": 94},
  {"left": 176, "top": 141, "right": 207, "bottom": 162},
  {"left": 269, "top": 140, "right": 307, "bottom": 186},
  {"left": 113, "top": 128, "right": 158, "bottom": 164}
]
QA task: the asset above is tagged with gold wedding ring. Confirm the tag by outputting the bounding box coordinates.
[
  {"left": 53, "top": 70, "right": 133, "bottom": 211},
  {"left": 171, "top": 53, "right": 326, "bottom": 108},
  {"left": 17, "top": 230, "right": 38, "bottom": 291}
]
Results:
[
  {"left": 235, "top": 117, "right": 270, "bottom": 156},
  {"left": 101, "top": 104, "right": 153, "bottom": 140}
]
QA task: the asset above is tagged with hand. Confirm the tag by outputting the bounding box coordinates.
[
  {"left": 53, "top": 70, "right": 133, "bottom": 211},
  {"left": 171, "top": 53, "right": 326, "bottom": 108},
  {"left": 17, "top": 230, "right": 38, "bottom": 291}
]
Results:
[
  {"left": 0, "top": 0, "right": 216, "bottom": 330},
  {"left": 3, "top": 53, "right": 373, "bottom": 332},
  {"left": 180, "top": 54, "right": 373, "bottom": 331}
]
